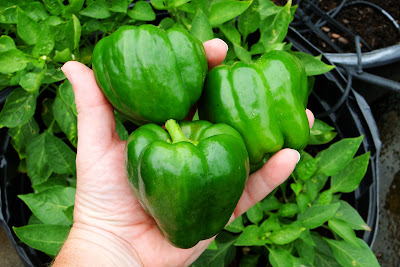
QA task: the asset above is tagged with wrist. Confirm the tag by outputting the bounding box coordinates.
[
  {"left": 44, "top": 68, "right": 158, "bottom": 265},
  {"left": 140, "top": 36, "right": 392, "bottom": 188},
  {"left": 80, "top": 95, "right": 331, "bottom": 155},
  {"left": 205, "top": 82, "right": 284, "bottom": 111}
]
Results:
[{"left": 54, "top": 223, "right": 143, "bottom": 266}]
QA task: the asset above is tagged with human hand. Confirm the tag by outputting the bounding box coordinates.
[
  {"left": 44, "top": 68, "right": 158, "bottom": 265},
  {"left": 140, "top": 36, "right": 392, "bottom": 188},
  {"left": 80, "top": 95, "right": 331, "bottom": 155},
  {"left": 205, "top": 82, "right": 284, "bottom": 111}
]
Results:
[{"left": 54, "top": 39, "right": 314, "bottom": 267}]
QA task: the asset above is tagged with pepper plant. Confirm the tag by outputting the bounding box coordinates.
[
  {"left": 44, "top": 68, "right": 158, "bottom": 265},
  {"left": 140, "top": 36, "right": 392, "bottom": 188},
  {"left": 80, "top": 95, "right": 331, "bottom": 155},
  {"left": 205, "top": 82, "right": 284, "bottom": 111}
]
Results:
[
  {"left": 191, "top": 120, "right": 379, "bottom": 266},
  {"left": 0, "top": 0, "right": 379, "bottom": 266}
]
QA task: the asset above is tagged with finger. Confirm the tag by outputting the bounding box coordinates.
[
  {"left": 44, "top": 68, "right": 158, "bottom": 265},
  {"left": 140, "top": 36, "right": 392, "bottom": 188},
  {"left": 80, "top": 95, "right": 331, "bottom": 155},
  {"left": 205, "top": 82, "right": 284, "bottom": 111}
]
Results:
[
  {"left": 61, "top": 61, "right": 118, "bottom": 153},
  {"left": 203, "top": 38, "right": 228, "bottom": 70},
  {"left": 232, "top": 148, "right": 300, "bottom": 218},
  {"left": 306, "top": 109, "right": 315, "bottom": 129}
]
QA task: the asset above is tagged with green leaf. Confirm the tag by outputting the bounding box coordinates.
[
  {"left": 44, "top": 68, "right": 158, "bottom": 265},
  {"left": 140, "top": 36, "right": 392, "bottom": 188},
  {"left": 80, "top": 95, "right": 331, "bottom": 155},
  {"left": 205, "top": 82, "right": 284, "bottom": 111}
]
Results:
[
  {"left": 42, "top": 66, "right": 66, "bottom": 84},
  {"left": 309, "top": 118, "right": 337, "bottom": 145},
  {"left": 67, "top": 14, "right": 81, "bottom": 50},
  {"left": 290, "top": 183, "right": 302, "bottom": 196},
  {"left": 317, "top": 189, "right": 333, "bottom": 205},
  {"left": 333, "top": 201, "right": 371, "bottom": 231},
  {"left": 53, "top": 81, "right": 78, "bottom": 147},
  {"left": 32, "top": 23, "right": 55, "bottom": 57},
  {"left": 151, "top": 0, "right": 190, "bottom": 10},
  {"left": 191, "top": 232, "right": 236, "bottom": 266},
  {"left": 190, "top": 9, "right": 213, "bottom": 43},
  {"left": 159, "top": 17, "right": 175, "bottom": 30},
  {"left": 18, "top": 186, "right": 76, "bottom": 225},
  {"left": 277, "top": 203, "right": 299, "bottom": 217},
  {"left": 44, "top": 15, "right": 63, "bottom": 26},
  {"left": 238, "top": 0, "right": 260, "bottom": 42},
  {"left": 235, "top": 225, "right": 265, "bottom": 246},
  {"left": 311, "top": 233, "right": 342, "bottom": 267},
  {"left": 207, "top": 240, "right": 218, "bottom": 250},
  {"left": 249, "top": 41, "right": 265, "bottom": 55},
  {"left": 42, "top": 0, "right": 64, "bottom": 16},
  {"left": 115, "top": 117, "right": 128, "bottom": 141},
  {"left": 208, "top": 0, "right": 253, "bottom": 26},
  {"left": 257, "top": 0, "right": 282, "bottom": 20},
  {"left": 268, "top": 248, "right": 293, "bottom": 267},
  {"left": 63, "top": 0, "right": 85, "bottom": 18},
  {"left": 53, "top": 48, "right": 73, "bottom": 63},
  {"left": 260, "top": 0, "right": 293, "bottom": 49},
  {"left": 298, "top": 227, "right": 315, "bottom": 246},
  {"left": 0, "top": 49, "right": 28, "bottom": 74},
  {"left": 259, "top": 214, "right": 280, "bottom": 233},
  {"left": 80, "top": 0, "right": 111, "bottom": 19},
  {"left": 9, "top": 117, "right": 39, "bottom": 159},
  {"left": 225, "top": 215, "right": 245, "bottom": 233},
  {"left": 315, "top": 136, "right": 364, "bottom": 176},
  {"left": 46, "top": 134, "right": 76, "bottom": 175},
  {"left": 291, "top": 51, "right": 335, "bottom": 76},
  {"left": 82, "top": 19, "right": 107, "bottom": 33},
  {"left": 268, "top": 225, "right": 305, "bottom": 245},
  {"left": 233, "top": 44, "right": 252, "bottom": 63},
  {"left": 127, "top": 1, "right": 155, "bottom": 21},
  {"left": 295, "top": 239, "right": 315, "bottom": 265},
  {"left": 296, "top": 193, "right": 309, "bottom": 213},
  {"left": 0, "top": 35, "right": 17, "bottom": 52},
  {"left": 17, "top": 7, "right": 41, "bottom": 45},
  {"left": 0, "top": 5, "right": 18, "bottom": 24},
  {"left": 293, "top": 151, "right": 317, "bottom": 181},
  {"left": 0, "top": 88, "right": 37, "bottom": 128},
  {"left": 28, "top": 214, "right": 43, "bottom": 225},
  {"left": 328, "top": 219, "right": 360, "bottom": 248},
  {"left": 32, "top": 174, "right": 70, "bottom": 193},
  {"left": 21, "top": 2, "right": 49, "bottom": 22},
  {"left": 63, "top": 205, "right": 74, "bottom": 224},
  {"left": 298, "top": 203, "right": 340, "bottom": 229},
  {"left": 219, "top": 23, "right": 241, "bottom": 45},
  {"left": 13, "top": 224, "right": 71, "bottom": 256},
  {"left": 331, "top": 152, "right": 370, "bottom": 193},
  {"left": 110, "top": 0, "right": 128, "bottom": 13},
  {"left": 261, "top": 195, "right": 281, "bottom": 213},
  {"left": 314, "top": 250, "right": 342, "bottom": 267},
  {"left": 325, "top": 238, "right": 380, "bottom": 267},
  {"left": 246, "top": 202, "right": 263, "bottom": 224},
  {"left": 19, "top": 67, "right": 47, "bottom": 93},
  {"left": 304, "top": 174, "right": 328, "bottom": 202},
  {"left": 26, "top": 133, "right": 52, "bottom": 185}
]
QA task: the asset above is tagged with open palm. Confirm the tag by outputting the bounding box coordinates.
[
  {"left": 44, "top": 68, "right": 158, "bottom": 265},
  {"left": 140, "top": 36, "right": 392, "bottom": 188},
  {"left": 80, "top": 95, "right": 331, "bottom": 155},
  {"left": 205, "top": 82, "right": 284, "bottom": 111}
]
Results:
[{"left": 54, "top": 39, "right": 314, "bottom": 267}]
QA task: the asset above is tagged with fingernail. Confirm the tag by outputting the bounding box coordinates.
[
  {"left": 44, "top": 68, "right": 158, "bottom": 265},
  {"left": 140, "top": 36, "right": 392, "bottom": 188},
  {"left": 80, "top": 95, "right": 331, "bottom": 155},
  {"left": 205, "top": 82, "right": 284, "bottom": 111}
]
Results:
[
  {"left": 61, "top": 65, "right": 71, "bottom": 81},
  {"left": 214, "top": 38, "right": 229, "bottom": 52},
  {"left": 295, "top": 150, "right": 301, "bottom": 163}
]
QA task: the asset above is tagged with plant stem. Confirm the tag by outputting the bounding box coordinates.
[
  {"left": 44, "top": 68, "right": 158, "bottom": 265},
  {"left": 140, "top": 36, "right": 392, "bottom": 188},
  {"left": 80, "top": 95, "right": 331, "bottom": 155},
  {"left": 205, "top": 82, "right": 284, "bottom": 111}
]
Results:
[{"left": 164, "top": 119, "right": 198, "bottom": 145}]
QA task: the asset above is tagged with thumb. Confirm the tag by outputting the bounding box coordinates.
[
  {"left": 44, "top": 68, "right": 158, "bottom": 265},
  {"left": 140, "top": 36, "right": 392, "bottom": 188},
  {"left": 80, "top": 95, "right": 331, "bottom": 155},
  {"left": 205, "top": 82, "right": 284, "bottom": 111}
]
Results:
[{"left": 61, "top": 61, "right": 118, "bottom": 155}]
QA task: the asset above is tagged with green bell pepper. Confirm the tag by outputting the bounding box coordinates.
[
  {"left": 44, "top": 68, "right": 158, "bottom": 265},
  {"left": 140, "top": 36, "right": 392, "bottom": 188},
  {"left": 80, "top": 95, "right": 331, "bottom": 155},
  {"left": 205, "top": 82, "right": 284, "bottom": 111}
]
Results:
[
  {"left": 92, "top": 25, "right": 207, "bottom": 125},
  {"left": 125, "top": 119, "right": 249, "bottom": 248},
  {"left": 199, "top": 50, "right": 310, "bottom": 171}
]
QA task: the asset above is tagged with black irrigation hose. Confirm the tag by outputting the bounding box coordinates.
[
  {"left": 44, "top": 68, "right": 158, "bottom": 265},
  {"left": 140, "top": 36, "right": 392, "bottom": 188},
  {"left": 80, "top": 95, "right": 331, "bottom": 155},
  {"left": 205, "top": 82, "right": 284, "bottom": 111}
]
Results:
[{"left": 315, "top": 72, "right": 353, "bottom": 118}]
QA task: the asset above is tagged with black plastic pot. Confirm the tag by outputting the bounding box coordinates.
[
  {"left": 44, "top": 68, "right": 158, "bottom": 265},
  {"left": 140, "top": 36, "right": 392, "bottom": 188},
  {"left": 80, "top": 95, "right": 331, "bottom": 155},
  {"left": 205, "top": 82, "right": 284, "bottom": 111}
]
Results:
[
  {"left": 293, "top": 0, "right": 400, "bottom": 92},
  {"left": 287, "top": 27, "right": 381, "bottom": 246}
]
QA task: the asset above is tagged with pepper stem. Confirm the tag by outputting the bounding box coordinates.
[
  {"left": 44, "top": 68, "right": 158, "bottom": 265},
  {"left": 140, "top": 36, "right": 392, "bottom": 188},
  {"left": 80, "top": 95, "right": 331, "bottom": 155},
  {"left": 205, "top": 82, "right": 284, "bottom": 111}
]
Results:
[{"left": 165, "top": 119, "right": 197, "bottom": 145}]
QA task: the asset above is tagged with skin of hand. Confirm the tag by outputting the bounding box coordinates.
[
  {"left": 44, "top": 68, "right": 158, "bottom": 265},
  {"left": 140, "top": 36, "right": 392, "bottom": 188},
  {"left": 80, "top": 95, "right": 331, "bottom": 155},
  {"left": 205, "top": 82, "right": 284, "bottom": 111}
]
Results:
[{"left": 54, "top": 38, "right": 315, "bottom": 267}]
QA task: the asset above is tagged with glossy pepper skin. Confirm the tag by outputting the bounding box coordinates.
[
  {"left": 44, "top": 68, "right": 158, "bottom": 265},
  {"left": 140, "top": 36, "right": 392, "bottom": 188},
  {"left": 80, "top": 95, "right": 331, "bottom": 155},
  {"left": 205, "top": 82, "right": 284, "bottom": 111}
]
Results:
[
  {"left": 199, "top": 50, "right": 309, "bottom": 171},
  {"left": 125, "top": 119, "right": 249, "bottom": 248},
  {"left": 92, "top": 25, "right": 207, "bottom": 125}
]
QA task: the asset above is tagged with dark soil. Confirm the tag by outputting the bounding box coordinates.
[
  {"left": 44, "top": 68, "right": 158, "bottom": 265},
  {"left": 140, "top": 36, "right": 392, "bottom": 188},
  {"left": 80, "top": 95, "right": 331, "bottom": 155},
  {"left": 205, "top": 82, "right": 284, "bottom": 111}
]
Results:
[{"left": 306, "top": 0, "right": 400, "bottom": 53}]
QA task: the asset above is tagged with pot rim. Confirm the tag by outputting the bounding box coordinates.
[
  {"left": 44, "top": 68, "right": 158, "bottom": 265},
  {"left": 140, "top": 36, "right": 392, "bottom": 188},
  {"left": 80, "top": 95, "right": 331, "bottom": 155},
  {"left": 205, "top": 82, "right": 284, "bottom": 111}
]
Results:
[{"left": 324, "top": 43, "right": 400, "bottom": 68}]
